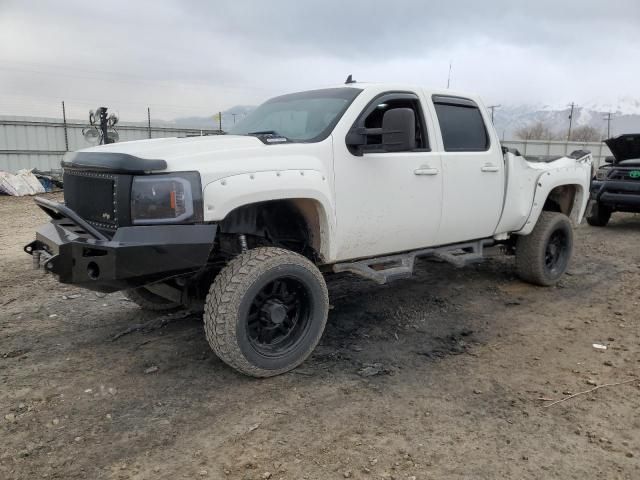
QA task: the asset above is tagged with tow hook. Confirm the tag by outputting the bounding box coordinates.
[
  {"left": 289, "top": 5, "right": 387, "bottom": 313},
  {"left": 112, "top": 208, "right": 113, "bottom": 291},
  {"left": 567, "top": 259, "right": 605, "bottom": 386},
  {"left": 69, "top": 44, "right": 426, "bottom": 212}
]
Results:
[
  {"left": 24, "top": 241, "right": 53, "bottom": 271},
  {"left": 32, "top": 250, "right": 41, "bottom": 270}
]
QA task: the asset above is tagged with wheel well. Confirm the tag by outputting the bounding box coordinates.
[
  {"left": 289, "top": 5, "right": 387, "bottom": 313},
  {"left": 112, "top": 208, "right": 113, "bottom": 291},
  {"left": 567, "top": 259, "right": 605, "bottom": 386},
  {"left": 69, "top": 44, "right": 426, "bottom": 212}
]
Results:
[
  {"left": 543, "top": 185, "right": 582, "bottom": 221},
  {"left": 217, "top": 199, "right": 326, "bottom": 261}
]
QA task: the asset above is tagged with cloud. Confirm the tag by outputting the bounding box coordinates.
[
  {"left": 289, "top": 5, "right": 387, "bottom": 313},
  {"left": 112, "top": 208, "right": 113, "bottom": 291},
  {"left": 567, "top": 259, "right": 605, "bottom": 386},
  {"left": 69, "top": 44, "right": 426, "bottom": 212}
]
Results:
[{"left": 0, "top": 0, "right": 638, "bottom": 120}]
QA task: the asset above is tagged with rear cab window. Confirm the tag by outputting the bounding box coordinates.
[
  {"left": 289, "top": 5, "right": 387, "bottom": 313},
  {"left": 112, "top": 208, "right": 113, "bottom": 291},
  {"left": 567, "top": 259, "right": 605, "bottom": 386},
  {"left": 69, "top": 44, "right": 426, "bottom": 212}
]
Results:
[{"left": 432, "top": 95, "right": 490, "bottom": 152}]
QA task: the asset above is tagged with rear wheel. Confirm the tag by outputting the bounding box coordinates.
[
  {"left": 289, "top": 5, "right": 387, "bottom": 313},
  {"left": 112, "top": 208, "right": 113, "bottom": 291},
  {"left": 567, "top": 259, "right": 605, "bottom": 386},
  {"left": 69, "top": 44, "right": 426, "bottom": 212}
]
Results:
[
  {"left": 204, "top": 247, "right": 329, "bottom": 377},
  {"left": 124, "top": 287, "right": 182, "bottom": 311},
  {"left": 516, "top": 212, "right": 573, "bottom": 286},
  {"left": 586, "top": 201, "right": 611, "bottom": 227}
]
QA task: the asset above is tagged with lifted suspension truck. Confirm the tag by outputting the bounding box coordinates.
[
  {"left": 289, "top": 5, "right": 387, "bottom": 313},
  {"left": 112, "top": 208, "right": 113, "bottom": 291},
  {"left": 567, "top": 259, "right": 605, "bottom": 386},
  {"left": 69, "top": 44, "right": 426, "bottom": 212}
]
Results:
[{"left": 26, "top": 81, "right": 592, "bottom": 377}]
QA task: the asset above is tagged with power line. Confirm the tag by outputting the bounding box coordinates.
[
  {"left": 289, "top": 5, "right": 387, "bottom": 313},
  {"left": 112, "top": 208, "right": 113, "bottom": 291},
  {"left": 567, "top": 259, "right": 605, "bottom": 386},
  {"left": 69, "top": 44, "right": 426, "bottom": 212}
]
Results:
[
  {"left": 0, "top": 92, "right": 253, "bottom": 116},
  {"left": 0, "top": 61, "right": 276, "bottom": 94}
]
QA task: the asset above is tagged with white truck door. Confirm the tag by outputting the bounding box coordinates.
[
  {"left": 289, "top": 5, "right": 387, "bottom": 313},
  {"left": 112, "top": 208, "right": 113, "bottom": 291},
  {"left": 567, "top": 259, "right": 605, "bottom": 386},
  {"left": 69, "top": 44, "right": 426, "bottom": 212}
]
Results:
[
  {"left": 430, "top": 95, "right": 504, "bottom": 245},
  {"left": 332, "top": 92, "right": 443, "bottom": 261}
]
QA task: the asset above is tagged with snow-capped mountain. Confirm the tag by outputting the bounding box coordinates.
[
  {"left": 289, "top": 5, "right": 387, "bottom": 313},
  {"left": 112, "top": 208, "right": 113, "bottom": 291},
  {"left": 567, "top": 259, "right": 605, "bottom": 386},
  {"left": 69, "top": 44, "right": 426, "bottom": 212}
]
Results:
[{"left": 492, "top": 97, "right": 640, "bottom": 141}]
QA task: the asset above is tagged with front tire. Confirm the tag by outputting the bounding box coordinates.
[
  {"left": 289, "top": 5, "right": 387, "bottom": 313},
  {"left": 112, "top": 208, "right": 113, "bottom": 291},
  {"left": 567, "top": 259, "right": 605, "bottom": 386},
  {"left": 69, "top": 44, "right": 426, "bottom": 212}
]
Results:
[
  {"left": 204, "top": 247, "right": 329, "bottom": 378},
  {"left": 516, "top": 212, "right": 573, "bottom": 286},
  {"left": 586, "top": 201, "right": 611, "bottom": 227}
]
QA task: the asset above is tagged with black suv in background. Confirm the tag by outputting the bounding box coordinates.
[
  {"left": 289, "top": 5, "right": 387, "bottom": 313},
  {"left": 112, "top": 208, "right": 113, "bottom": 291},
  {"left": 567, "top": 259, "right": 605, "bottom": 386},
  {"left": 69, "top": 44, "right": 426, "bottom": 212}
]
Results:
[{"left": 588, "top": 134, "right": 640, "bottom": 226}]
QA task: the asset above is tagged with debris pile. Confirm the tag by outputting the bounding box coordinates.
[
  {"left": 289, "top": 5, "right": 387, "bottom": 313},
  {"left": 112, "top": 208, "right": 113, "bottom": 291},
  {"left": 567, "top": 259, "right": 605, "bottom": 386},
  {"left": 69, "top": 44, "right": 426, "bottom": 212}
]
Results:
[{"left": 0, "top": 169, "right": 46, "bottom": 196}]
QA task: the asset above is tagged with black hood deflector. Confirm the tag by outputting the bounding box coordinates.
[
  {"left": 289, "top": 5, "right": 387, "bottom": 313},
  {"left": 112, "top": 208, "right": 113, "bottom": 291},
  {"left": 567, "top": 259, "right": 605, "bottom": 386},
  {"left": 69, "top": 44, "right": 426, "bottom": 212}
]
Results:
[
  {"left": 604, "top": 134, "right": 640, "bottom": 162},
  {"left": 62, "top": 152, "right": 167, "bottom": 173}
]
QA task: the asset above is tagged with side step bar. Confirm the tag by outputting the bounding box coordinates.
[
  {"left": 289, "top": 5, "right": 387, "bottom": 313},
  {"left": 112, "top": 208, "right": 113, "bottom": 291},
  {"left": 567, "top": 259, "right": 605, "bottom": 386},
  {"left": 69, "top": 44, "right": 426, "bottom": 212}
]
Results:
[{"left": 332, "top": 240, "right": 492, "bottom": 285}]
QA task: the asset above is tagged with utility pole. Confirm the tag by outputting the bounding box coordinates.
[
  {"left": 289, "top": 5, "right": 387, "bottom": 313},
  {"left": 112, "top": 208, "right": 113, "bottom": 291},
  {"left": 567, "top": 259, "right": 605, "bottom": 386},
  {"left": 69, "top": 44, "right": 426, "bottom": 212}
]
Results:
[
  {"left": 218, "top": 111, "right": 222, "bottom": 131},
  {"left": 567, "top": 102, "right": 576, "bottom": 141},
  {"left": 61, "top": 101, "right": 69, "bottom": 151},
  {"left": 446, "top": 61, "right": 452, "bottom": 89},
  {"left": 488, "top": 104, "right": 501, "bottom": 123},
  {"left": 603, "top": 112, "right": 613, "bottom": 138},
  {"left": 147, "top": 107, "right": 152, "bottom": 139}
]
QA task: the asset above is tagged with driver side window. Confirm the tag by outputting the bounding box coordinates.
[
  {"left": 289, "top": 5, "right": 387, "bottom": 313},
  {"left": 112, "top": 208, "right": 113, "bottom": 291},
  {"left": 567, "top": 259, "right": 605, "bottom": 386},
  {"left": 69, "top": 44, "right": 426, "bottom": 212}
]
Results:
[{"left": 361, "top": 96, "right": 429, "bottom": 153}]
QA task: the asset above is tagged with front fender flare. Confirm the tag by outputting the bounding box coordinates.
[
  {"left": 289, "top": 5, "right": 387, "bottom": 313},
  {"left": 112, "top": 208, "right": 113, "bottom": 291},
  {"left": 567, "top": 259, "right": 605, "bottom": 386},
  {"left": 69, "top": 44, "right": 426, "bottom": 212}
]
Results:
[{"left": 203, "top": 169, "right": 336, "bottom": 259}]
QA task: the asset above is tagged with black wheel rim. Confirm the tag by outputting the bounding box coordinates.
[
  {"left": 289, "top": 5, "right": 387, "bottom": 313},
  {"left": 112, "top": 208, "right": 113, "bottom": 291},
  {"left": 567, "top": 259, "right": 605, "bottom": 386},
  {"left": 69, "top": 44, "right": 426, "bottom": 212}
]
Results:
[
  {"left": 246, "top": 277, "right": 312, "bottom": 357},
  {"left": 544, "top": 229, "right": 569, "bottom": 275}
]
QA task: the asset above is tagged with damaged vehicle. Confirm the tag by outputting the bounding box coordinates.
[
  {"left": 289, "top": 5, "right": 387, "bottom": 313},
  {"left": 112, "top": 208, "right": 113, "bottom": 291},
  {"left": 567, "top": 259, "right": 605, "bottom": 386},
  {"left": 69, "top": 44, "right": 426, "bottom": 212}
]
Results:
[
  {"left": 26, "top": 81, "right": 592, "bottom": 377},
  {"left": 587, "top": 134, "right": 640, "bottom": 226}
]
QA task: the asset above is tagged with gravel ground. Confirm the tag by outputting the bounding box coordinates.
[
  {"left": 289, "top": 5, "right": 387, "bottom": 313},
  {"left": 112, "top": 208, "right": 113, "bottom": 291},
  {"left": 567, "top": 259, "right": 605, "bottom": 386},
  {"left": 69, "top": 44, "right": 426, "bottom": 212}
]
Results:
[{"left": 1, "top": 193, "right": 639, "bottom": 480}]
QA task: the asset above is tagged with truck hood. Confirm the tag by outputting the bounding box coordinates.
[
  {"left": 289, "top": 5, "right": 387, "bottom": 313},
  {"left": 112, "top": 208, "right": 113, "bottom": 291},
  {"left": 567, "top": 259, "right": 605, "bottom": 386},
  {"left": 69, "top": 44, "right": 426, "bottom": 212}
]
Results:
[
  {"left": 80, "top": 134, "right": 267, "bottom": 162},
  {"left": 604, "top": 134, "right": 640, "bottom": 162},
  {"left": 64, "top": 135, "right": 329, "bottom": 181}
]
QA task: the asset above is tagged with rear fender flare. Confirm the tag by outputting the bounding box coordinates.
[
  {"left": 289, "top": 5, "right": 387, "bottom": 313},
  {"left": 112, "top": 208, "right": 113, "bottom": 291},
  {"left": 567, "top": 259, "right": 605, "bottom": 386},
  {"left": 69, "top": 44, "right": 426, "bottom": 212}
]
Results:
[{"left": 517, "top": 168, "right": 589, "bottom": 235}]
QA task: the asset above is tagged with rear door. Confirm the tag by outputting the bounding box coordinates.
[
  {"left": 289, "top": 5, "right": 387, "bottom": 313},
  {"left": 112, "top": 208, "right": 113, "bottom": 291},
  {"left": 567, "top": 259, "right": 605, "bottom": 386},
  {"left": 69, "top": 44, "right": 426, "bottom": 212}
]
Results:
[{"left": 429, "top": 95, "right": 504, "bottom": 245}]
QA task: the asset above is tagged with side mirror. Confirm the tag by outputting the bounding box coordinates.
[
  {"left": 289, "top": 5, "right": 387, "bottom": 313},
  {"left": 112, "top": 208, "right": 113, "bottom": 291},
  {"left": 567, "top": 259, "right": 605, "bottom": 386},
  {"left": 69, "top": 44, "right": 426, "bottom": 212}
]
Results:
[
  {"left": 346, "top": 128, "right": 366, "bottom": 148},
  {"left": 604, "top": 156, "right": 615, "bottom": 164},
  {"left": 382, "top": 108, "right": 416, "bottom": 152}
]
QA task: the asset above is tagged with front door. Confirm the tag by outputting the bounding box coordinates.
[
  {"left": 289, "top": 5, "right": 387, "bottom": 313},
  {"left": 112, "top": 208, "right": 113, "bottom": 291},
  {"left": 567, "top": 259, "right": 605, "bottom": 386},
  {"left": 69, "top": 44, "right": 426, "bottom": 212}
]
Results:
[{"left": 332, "top": 92, "right": 443, "bottom": 261}]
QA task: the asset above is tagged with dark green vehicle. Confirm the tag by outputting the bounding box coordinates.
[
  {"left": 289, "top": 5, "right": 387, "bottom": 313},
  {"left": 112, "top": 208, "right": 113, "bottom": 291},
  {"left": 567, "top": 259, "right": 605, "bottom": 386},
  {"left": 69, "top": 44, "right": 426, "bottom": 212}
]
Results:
[{"left": 588, "top": 134, "right": 640, "bottom": 226}]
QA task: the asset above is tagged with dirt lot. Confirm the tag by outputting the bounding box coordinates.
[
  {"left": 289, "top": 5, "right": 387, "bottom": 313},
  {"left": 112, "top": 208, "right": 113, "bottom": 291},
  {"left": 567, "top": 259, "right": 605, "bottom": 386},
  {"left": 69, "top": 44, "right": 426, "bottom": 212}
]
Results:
[{"left": 1, "top": 193, "right": 639, "bottom": 480}]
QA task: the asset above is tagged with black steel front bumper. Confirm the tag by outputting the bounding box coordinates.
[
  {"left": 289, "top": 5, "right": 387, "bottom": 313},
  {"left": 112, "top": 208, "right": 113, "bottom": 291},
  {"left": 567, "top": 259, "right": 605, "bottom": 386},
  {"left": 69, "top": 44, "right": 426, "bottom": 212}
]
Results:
[
  {"left": 590, "top": 179, "right": 640, "bottom": 212},
  {"left": 25, "top": 198, "right": 217, "bottom": 292}
]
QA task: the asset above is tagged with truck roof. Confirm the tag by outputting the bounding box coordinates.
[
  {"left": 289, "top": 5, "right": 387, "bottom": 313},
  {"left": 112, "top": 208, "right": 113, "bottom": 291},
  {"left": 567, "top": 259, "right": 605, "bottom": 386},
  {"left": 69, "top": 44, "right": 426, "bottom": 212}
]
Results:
[{"left": 326, "top": 82, "right": 484, "bottom": 103}]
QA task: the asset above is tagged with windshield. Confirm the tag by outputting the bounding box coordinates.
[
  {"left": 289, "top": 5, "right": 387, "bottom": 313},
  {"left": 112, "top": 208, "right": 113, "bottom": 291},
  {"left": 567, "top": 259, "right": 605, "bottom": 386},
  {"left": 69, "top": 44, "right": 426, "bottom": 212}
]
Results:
[{"left": 229, "top": 87, "right": 362, "bottom": 142}]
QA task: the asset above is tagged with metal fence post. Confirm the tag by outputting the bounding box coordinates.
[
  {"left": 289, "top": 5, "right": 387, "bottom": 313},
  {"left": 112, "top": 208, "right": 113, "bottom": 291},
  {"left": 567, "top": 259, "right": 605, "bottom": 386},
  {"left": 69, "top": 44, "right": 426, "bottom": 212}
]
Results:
[{"left": 61, "top": 101, "right": 69, "bottom": 151}]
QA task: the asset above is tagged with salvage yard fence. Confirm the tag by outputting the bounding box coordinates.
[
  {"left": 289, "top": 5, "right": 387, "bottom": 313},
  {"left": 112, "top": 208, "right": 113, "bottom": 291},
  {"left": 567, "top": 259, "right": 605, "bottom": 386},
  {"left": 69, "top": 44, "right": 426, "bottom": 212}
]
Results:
[
  {"left": 0, "top": 116, "right": 221, "bottom": 173},
  {"left": 1, "top": 116, "right": 612, "bottom": 173}
]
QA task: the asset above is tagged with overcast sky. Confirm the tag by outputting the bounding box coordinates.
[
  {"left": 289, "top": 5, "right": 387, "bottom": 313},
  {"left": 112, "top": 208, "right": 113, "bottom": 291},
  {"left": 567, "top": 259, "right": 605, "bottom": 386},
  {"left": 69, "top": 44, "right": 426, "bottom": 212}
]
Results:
[{"left": 0, "top": 0, "right": 638, "bottom": 122}]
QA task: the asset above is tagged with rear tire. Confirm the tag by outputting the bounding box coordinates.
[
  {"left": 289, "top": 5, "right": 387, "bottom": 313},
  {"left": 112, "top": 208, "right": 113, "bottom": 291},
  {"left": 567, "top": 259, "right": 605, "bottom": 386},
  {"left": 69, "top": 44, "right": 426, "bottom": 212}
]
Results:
[
  {"left": 124, "top": 287, "right": 182, "bottom": 311},
  {"left": 516, "top": 212, "right": 573, "bottom": 286},
  {"left": 586, "top": 202, "right": 611, "bottom": 227},
  {"left": 204, "top": 247, "right": 329, "bottom": 378}
]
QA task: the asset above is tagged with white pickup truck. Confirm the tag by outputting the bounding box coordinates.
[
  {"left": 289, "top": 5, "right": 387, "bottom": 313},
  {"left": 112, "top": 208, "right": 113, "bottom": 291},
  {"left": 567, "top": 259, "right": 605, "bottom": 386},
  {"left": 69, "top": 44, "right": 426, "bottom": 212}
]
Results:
[{"left": 26, "top": 80, "right": 592, "bottom": 377}]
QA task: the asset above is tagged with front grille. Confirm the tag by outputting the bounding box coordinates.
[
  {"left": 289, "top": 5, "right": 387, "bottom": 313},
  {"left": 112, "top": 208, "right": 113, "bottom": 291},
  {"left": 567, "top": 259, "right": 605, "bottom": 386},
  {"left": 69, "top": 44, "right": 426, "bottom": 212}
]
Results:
[
  {"left": 610, "top": 169, "right": 640, "bottom": 181},
  {"left": 63, "top": 169, "right": 120, "bottom": 231}
]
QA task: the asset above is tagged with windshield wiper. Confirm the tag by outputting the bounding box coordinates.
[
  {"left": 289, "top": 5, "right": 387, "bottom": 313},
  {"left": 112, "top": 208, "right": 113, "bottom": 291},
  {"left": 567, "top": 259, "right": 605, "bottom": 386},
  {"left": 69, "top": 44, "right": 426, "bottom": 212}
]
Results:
[
  {"left": 247, "top": 130, "right": 282, "bottom": 136},
  {"left": 246, "top": 130, "right": 292, "bottom": 143}
]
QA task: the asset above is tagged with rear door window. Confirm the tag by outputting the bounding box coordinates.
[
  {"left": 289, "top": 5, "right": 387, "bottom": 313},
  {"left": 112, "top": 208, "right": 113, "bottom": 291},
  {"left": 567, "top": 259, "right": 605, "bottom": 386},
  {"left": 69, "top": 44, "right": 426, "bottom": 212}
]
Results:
[{"left": 433, "top": 96, "right": 489, "bottom": 152}]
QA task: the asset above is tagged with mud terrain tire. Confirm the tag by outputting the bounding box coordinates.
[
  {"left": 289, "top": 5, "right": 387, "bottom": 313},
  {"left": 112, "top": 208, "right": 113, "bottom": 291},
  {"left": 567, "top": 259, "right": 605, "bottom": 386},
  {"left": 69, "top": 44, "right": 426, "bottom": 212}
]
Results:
[
  {"left": 204, "top": 247, "right": 329, "bottom": 378},
  {"left": 586, "top": 202, "right": 611, "bottom": 227},
  {"left": 516, "top": 212, "right": 573, "bottom": 286}
]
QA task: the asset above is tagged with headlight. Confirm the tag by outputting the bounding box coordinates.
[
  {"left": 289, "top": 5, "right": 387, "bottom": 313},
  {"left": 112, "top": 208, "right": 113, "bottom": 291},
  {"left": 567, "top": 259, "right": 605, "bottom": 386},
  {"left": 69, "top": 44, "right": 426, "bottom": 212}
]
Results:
[
  {"left": 595, "top": 168, "right": 609, "bottom": 181},
  {"left": 131, "top": 172, "right": 202, "bottom": 225}
]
